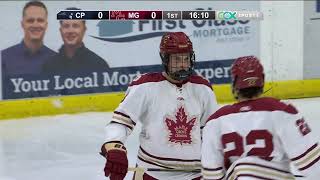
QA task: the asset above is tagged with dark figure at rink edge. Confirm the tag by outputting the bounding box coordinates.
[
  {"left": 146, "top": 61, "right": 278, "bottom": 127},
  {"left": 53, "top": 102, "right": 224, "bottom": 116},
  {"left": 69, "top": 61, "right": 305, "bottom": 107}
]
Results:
[
  {"left": 201, "top": 56, "right": 320, "bottom": 180},
  {"left": 100, "top": 32, "right": 219, "bottom": 180}
]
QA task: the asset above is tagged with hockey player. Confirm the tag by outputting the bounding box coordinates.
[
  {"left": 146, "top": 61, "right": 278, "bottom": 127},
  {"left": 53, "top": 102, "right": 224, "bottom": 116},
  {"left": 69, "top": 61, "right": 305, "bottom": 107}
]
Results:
[
  {"left": 100, "top": 32, "right": 219, "bottom": 180},
  {"left": 201, "top": 56, "right": 320, "bottom": 180}
]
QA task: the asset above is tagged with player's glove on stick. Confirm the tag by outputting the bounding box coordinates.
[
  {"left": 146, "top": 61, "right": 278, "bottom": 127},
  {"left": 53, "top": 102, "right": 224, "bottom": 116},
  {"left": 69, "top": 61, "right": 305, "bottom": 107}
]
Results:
[{"left": 100, "top": 141, "right": 128, "bottom": 180}]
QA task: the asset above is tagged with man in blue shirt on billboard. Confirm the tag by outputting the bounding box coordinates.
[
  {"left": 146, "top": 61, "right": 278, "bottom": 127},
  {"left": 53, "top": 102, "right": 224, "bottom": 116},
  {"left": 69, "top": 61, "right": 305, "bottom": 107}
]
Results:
[
  {"left": 1, "top": 1, "right": 56, "bottom": 76},
  {"left": 42, "top": 7, "right": 109, "bottom": 74}
]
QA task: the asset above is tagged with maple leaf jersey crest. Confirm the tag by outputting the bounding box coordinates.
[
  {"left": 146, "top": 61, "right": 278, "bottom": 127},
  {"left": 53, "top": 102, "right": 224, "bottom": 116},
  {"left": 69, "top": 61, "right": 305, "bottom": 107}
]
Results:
[{"left": 165, "top": 106, "right": 197, "bottom": 145}]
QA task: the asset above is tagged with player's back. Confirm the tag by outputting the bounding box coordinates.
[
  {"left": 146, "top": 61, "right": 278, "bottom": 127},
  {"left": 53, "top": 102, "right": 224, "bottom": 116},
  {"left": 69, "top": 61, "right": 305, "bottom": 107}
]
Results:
[
  {"left": 210, "top": 97, "right": 297, "bottom": 167},
  {"left": 202, "top": 97, "right": 320, "bottom": 179}
]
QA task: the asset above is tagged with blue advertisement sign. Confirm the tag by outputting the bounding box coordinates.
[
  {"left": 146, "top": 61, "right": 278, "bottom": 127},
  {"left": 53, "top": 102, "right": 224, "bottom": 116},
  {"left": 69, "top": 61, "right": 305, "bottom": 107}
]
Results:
[{"left": 2, "top": 59, "right": 233, "bottom": 99}]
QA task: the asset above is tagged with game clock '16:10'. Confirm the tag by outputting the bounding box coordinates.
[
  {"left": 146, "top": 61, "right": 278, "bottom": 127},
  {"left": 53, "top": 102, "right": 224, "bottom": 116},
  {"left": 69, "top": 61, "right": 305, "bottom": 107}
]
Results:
[{"left": 182, "top": 11, "right": 215, "bottom": 20}]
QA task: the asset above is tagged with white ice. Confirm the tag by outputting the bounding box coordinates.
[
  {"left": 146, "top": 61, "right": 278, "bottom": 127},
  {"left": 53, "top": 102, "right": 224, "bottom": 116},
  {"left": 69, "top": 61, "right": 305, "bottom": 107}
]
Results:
[{"left": 0, "top": 97, "right": 319, "bottom": 180}]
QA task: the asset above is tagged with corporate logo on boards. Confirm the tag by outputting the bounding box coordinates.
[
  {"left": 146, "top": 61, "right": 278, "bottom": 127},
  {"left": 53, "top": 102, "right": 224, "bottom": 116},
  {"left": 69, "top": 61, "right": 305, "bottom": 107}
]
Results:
[
  {"left": 90, "top": 7, "right": 251, "bottom": 43},
  {"left": 91, "top": 20, "right": 169, "bottom": 42}
]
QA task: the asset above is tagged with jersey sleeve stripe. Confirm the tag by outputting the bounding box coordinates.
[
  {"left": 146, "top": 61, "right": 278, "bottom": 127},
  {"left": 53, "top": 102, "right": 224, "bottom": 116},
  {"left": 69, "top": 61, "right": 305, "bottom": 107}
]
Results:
[
  {"left": 234, "top": 163, "right": 292, "bottom": 174},
  {"left": 202, "top": 167, "right": 223, "bottom": 171},
  {"left": 112, "top": 112, "right": 136, "bottom": 129},
  {"left": 298, "top": 155, "right": 320, "bottom": 171},
  {"left": 110, "top": 121, "right": 133, "bottom": 130},
  {"left": 291, "top": 143, "right": 318, "bottom": 161},
  {"left": 114, "top": 111, "right": 130, "bottom": 118},
  {"left": 291, "top": 143, "right": 320, "bottom": 170},
  {"left": 295, "top": 146, "right": 320, "bottom": 166},
  {"left": 226, "top": 163, "right": 295, "bottom": 180},
  {"left": 236, "top": 174, "right": 275, "bottom": 180},
  {"left": 114, "top": 111, "right": 136, "bottom": 125},
  {"left": 202, "top": 172, "right": 225, "bottom": 180},
  {"left": 228, "top": 168, "right": 295, "bottom": 180},
  {"left": 202, "top": 167, "right": 225, "bottom": 180}
]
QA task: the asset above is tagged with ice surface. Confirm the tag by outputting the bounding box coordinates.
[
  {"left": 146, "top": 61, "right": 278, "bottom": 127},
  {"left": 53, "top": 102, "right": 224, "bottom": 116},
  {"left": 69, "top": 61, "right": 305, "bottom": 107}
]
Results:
[{"left": 0, "top": 98, "right": 319, "bottom": 180}]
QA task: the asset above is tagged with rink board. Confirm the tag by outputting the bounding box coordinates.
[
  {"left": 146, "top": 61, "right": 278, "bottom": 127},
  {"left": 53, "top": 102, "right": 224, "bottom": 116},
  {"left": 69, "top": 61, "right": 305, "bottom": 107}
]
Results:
[{"left": 0, "top": 79, "right": 319, "bottom": 120}]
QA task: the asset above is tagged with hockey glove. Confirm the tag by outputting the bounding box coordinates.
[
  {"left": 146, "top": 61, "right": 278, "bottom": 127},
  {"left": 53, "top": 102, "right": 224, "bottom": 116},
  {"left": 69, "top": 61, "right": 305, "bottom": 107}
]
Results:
[{"left": 100, "top": 141, "right": 128, "bottom": 180}]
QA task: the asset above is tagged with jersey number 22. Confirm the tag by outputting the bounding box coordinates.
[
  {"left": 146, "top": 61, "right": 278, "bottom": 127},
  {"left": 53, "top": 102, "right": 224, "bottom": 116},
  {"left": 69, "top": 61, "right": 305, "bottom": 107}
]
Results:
[{"left": 221, "top": 130, "right": 273, "bottom": 168}]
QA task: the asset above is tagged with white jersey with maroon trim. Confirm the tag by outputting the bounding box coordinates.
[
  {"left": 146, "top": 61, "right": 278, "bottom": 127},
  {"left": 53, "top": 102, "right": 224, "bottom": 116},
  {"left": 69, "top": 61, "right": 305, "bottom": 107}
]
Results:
[
  {"left": 104, "top": 72, "right": 219, "bottom": 180},
  {"left": 201, "top": 97, "right": 320, "bottom": 180}
]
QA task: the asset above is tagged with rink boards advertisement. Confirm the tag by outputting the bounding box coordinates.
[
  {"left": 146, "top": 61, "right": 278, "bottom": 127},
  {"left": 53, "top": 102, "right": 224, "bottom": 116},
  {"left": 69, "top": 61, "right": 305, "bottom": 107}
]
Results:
[{"left": 0, "top": 1, "right": 259, "bottom": 100}]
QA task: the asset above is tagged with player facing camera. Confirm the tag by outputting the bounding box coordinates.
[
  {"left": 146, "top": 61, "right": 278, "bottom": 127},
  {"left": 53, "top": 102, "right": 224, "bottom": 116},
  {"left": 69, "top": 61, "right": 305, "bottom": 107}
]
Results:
[
  {"left": 231, "top": 55, "right": 265, "bottom": 100},
  {"left": 159, "top": 32, "right": 195, "bottom": 82}
]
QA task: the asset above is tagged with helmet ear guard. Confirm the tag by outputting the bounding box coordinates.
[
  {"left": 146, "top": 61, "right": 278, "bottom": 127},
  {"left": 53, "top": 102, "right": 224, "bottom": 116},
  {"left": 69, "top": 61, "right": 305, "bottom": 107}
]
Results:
[{"left": 159, "top": 32, "right": 195, "bottom": 81}]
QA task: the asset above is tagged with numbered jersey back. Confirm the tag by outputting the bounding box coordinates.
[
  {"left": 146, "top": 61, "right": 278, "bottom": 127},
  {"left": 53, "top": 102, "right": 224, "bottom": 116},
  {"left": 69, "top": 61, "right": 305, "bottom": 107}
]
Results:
[{"left": 202, "top": 97, "right": 319, "bottom": 179}]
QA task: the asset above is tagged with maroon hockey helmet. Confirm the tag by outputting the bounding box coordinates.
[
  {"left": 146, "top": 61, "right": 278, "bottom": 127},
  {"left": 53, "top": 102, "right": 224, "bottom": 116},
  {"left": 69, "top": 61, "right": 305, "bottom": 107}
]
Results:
[
  {"left": 159, "top": 32, "right": 195, "bottom": 81},
  {"left": 231, "top": 56, "right": 264, "bottom": 90},
  {"left": 160, "top": 32, "right": 193, "bottom": 54}
]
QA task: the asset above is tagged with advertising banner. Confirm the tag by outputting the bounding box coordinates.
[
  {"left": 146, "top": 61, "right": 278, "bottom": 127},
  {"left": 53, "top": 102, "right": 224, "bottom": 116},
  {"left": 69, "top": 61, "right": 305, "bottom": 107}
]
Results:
[{"left": 0, "top": 1, "right": 260, "bottom": 99}]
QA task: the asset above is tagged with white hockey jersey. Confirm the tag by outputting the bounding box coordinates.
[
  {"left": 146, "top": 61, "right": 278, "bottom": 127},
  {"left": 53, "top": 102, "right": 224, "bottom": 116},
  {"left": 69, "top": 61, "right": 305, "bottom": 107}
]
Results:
[
  {"left": 201, "top": 97, "right": 320, "bottom": 180},
  {"left": 105, "top": 72, "right": 219, "bottom": 180}
]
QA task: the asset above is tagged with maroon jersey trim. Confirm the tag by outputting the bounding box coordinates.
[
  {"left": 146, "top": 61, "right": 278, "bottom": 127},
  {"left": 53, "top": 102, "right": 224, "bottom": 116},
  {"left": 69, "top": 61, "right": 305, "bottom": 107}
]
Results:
[
  {"left": 299, "top": 155, "right": 320, "bottom": 171},
  {"left": 188, "top": 75, "right": 212, "bottom": 89},
  {"left": 207, "top": 97, "right": 299, "bottom": 122},
  {"left": 291, "top": 143, "right": 318, "bottom": 161},
  {"left": 129, "top": 72, "right": 166, "bottom": 87},
  {"left": 129, "top": 72, "right": 212, "bottom": 90},
  {"left": 110, "top": 121, "right": 133, "bottom": 130},
  {"left": 202, "top": 167, "right": 223, "bottom": 171},
  {"left": 226, "top": 162, "right": 293, "bottom": 180},
  {"left": 235, "top": 174, "right": 274, "bottom": 180},
  {"left": 114, "top": 111, "right": 136, "bottom": 125}
]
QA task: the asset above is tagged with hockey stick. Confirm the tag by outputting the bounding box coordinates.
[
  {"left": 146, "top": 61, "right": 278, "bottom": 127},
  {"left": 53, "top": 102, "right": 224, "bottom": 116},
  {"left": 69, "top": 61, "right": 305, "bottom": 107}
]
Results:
[
  {"left": 128, "top": 167, "right": 201, "bottom": 173},
  {"left": 263, "top": 86, "right": 272, "bottom": 94},
  {"left": 128, "top": 167, "right": 303, "bottom": 179},
  {"left": 128, "top": 167, "right": 201, "bottom": 180}
]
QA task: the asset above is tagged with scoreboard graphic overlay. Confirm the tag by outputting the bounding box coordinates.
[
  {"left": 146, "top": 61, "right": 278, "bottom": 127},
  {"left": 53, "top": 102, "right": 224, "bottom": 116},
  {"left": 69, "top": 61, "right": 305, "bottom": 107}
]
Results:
[{"left": 57, "top": 10, "right": 263, "bottom": 20}]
